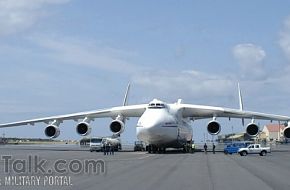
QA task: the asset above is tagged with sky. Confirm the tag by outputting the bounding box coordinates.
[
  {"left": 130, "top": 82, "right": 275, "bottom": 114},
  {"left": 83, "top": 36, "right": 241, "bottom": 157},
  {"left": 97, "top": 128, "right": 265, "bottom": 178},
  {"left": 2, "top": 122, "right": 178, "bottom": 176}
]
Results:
[{"left": 1, "top": 0, "right": 290, "bottom": 143}]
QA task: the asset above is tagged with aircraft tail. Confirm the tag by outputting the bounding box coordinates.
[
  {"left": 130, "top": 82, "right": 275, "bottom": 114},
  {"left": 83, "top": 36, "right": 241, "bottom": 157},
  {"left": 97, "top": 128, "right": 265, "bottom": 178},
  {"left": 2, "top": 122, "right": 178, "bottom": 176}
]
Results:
[
  {"left": 238, "top": 83, "right": 244, "bottom": 111},
  {"left": 123, "top": 83, "right": 130, "bottom": 106},
  {"left": 114, "top": 83, "right": 130, "bottom": 137},
  {"left": 238, "top": 83, "right": 245, "bottom": 126}
]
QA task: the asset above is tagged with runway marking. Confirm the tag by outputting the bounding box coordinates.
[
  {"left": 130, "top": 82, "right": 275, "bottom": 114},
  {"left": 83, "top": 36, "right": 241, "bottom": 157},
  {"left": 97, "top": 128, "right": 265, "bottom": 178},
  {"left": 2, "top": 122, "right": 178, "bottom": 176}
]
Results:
[
  {"left": 227, "top": 155, "right": 275, "bottom": 189},
  {"left": 106, "top": 154, "right": 156, "bottom": 162},
  {"left": 137, "top": 154, "right": 154, "bottom": 160}
]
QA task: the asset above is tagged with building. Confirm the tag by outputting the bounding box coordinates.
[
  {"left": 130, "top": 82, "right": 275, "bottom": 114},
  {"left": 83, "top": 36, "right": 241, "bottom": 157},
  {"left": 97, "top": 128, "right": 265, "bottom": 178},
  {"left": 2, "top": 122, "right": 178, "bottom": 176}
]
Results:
[
  {"left": 217, "top": 123, "right": 288, "bottom": 143},
  {"left": 262, "top": 124, "right": 285, "bottom": 142},
  {"left": 218, "top": 132, "right": 255, "bottom": 143}
]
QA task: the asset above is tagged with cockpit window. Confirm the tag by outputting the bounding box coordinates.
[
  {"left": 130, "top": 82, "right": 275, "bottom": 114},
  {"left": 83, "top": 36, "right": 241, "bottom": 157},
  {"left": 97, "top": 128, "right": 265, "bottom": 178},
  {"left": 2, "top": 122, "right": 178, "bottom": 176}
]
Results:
[{"left": 148, "top": 103, "right": 166, "bottom": 109}]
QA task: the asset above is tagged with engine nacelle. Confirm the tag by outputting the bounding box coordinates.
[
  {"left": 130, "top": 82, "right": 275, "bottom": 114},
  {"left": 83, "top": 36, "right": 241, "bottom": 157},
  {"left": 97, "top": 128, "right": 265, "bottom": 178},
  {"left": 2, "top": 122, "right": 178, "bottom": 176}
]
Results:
[
  {"left": 207, "top": 120, "right": 221, "bottom": 135},
  {"left": 110, "top": 119, "right": 125, "bottom": 135},
  {"left": 45, "top": 125, "right": 60, "bottom": 138},
  {"left": 246, "top": 123, "right": 259, "bottom": 137},
  {"left": 283, "top": 127, "right": 290, "bottom": 138},
  {"left": 76, "top": 122, "right": 92, "bottom": 136}
]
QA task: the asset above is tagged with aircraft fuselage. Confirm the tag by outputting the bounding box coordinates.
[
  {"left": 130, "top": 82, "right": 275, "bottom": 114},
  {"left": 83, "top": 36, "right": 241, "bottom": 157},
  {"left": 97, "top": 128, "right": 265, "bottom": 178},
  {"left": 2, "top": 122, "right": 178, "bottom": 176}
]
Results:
[{"left": 136, "top": 99, "right": 193, "bottom": 148}]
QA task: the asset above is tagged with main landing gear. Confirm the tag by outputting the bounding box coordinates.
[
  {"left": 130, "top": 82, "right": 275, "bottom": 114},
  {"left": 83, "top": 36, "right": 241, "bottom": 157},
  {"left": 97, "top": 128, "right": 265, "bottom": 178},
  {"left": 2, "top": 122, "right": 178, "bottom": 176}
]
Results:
[{"left": 146, "top": 144, "right": 166, "bottom": 154}]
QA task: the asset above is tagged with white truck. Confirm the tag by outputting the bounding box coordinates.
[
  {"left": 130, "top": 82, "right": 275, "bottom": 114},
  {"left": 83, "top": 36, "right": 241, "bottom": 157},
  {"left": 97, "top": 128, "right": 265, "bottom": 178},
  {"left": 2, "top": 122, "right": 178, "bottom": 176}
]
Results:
[
  {"left": 89, "top": 137, "right": 104, "bottom": 152},
  {"left": 102, "top": 137, "right": 122, "bottom": 151},
  {"left": 89, "top": 137, "right": 121, "bottom": 152},
  {"left": 238, "top": 144, "right": 271, "bottom": 156}
]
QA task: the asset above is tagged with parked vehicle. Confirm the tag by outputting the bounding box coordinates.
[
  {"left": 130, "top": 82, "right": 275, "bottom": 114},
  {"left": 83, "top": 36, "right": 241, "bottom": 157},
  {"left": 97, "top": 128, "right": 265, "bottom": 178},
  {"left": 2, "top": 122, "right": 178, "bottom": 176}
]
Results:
[
  {"left": 89, "top": 137, "right": 121, "bottom": 152},
  {"left": 238, "top": 144, "right": 271, "bottom": 156},
  {"left": 134, "top": 141, "right": 145, "bottom": 151},
  {"left": 224, "top": 142, "right": 251, "bottom": 154},
  {"left": 89, "top": 137, "right": 104, "bottom": 152},
  {"left": 102, "top": 137, "right": 122, "bottom": 151}
]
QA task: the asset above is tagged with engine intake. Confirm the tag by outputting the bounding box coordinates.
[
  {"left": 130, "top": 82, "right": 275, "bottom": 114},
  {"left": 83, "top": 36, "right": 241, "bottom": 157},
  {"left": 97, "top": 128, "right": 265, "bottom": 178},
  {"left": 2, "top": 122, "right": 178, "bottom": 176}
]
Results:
[
  {"left": 45, "top": 125, "right": 60, "bottom": 138},
  {"left": 283, "top": 127, "right": 290, "bottom": 138},
  {"left": 110, "top": 120, "right": 125, "bottom": 135},
  {"left": 207, "top": 120, "right": 221, "bottom": 135},
  {"left": 246, "top": 123, "right": 259, "bottom": 137},
  {"left": 76, "top": 122, "right": 91, "bottom": 136}
]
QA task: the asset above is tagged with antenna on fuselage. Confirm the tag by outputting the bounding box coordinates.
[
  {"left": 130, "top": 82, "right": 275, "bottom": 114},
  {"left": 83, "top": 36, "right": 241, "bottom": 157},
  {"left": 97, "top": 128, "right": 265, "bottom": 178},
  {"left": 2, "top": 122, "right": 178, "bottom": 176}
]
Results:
[{"left": 177, "top": 99, "right": 183, "bottom": 104}]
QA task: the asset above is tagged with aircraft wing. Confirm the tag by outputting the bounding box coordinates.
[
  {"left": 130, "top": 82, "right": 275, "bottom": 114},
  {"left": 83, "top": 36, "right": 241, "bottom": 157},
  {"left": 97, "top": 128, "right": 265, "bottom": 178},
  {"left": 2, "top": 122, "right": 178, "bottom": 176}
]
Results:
[
  {"left": 181, "top": 104, "right": 290, "bottom": 121},
  {"left": 0, "top": 104, "right": 147, "bottom": 128}
]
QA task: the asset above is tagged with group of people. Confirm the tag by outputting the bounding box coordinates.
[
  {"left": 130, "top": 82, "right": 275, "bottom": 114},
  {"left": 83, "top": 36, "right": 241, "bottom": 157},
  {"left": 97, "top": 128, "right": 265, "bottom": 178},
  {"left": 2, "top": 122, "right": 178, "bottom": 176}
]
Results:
[
  {"left": 103, "top": 142, "right": 115, "bottom": 155},
  {"left": 203, "top": 143, "right": 216, "bottom": 154}
]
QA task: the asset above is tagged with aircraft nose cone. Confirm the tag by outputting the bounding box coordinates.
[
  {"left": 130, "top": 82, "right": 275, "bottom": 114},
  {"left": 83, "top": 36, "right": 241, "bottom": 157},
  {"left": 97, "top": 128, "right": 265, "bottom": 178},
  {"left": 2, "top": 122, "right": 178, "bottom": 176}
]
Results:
[
  {"left": 137, "top": 123, "right": 159, "bottom": 135},
  {"left": 137, "top": 122, "right": 164, "bottom": 142}
]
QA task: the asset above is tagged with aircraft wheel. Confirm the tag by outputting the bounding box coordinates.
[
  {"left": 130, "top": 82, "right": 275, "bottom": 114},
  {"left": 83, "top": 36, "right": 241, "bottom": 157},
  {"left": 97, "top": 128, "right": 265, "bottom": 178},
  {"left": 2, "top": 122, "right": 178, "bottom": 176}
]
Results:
[
  {"left": 157, "top": 147, "right": 166, "bottom": 154},
  {"left": 162, "top": 147, "right": 166, "bottom": 153},
  {"left": 152, "top": 145, "right": 157, "bottom": 154},
  {"left": 148, "top": 144, "right": 157, "bottom": 154}
]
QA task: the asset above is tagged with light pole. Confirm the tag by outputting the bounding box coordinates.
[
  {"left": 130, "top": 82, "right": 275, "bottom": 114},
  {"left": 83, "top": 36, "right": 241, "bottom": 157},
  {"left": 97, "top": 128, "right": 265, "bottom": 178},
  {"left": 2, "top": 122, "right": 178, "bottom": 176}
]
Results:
[
  {"left": 231, "top": 125, "right": 234, "bottom": 144},
  {"left": 258, "top": 122, "right": 261, "bottom": 143},
  {"left": 278, "top": 121, "right": 281, "bottom": 143}
]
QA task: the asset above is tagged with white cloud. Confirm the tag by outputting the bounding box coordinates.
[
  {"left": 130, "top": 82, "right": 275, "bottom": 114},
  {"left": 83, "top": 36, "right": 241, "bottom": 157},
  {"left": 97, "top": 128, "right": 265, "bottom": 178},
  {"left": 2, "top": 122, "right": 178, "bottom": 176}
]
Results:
[
  {"left": 233, "top": 43, "right": 266, "bottom": 63},
  {"left": 279, "top": 16, "right": 290, "bottom": 61},
  {"left": 133, "top": 70, "right": 235, "bottom": 105},
  {"left": 29, "top": 35, "right": 142, "bottom": 74},
  {"left": 0, "top": 0, "right": 70, "bottom": 36},
  {"left": 232, "top": 43, "right": 266, "bottom": 80}
]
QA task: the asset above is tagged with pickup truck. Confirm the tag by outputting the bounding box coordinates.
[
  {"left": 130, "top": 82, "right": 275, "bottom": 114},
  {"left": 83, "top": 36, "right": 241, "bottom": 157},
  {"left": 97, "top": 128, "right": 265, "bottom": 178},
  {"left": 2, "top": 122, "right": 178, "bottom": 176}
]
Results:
[{"left": 238, "top": 144, "right": 271, "bottom": 156}]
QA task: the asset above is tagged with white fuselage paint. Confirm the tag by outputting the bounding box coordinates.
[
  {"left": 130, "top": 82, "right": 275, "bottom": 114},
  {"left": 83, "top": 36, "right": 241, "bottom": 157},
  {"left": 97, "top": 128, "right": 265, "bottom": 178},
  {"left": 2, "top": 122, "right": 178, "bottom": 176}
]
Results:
[{"left": 136, "top": 100, "right": 193, "bottom": 148}]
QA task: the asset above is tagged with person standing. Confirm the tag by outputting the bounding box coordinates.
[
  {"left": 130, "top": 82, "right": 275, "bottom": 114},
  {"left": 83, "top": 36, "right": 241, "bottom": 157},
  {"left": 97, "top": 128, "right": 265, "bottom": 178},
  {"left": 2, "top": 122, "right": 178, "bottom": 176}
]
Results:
[
  {"left": 103, "top": 142, "right": 107, "bottom": 155},
  {"left": 110, "top": 143, "right": 115, "bottom": 155},
  {"left": 191, "top": 143, "right": 195, "bottom": 153},
  {"left": 212, "top": 143, "right": 216, "bottom": 154},
  {"left": 204, "top": 143, "right": 208, "bottom": 153},
  {"left": 106, "top": 142, "right": 110, "bottom": 155}
]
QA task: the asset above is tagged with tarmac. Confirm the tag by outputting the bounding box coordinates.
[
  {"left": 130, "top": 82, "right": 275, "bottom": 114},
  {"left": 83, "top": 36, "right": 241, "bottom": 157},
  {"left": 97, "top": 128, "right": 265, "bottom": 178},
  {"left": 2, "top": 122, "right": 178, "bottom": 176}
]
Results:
[{"left": 0, "top": 144, "right": 290, "bottom": 190}]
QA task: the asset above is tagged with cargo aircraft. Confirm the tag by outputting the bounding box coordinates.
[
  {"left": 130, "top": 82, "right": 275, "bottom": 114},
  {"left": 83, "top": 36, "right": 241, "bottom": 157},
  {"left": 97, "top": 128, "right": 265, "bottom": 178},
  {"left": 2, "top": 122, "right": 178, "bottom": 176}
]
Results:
[{"left": 1, "top": 83, "right": 290, "bottom": 153}]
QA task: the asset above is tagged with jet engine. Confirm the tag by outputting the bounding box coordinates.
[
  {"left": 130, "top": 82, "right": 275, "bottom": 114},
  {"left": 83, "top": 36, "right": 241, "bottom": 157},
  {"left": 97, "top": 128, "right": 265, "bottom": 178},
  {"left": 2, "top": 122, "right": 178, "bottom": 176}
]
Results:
[
  {"left": 110, "top": 119, "right": 125, "bottom": 135},
  {"left": 207, "top": 120, "right": 221, "bottom": 135},
  {"left": 283, "top": 127, "right": 290, "bottom": 138},
  {"left": 246, "top": 123, "right": 259, "bottom": 137},
  {"left": 45, "top": 125, "right": 60, "bottom": 138},
  {"left": 76, "top": 122, "right": 91, "bottom": 136}
]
